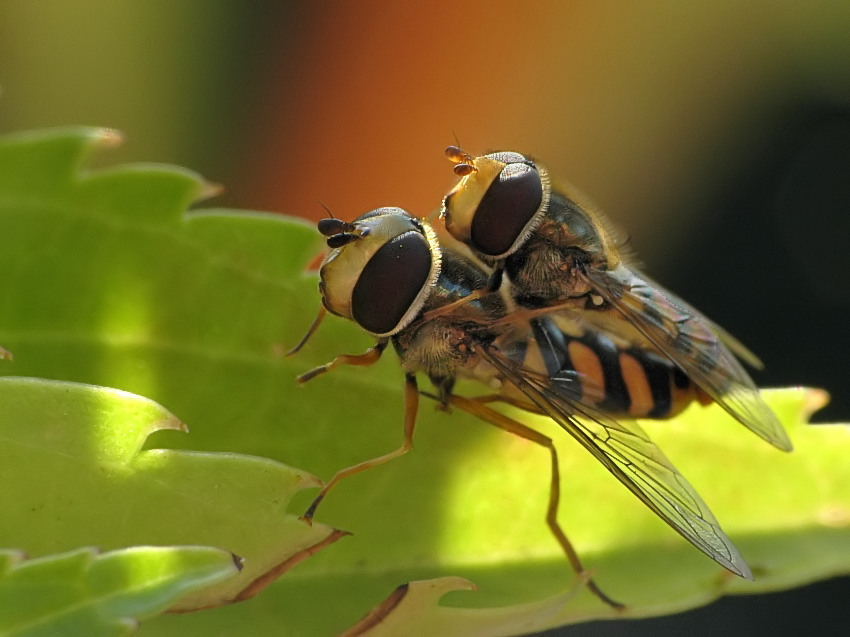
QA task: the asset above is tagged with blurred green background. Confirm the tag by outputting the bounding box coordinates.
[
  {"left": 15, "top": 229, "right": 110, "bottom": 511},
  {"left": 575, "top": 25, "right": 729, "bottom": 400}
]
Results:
[{"left": 1, "top": 1, "right": 848, "bottom": 635}]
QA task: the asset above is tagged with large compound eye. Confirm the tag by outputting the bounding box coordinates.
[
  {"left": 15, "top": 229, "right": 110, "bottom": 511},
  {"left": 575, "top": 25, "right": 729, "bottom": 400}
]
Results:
[
  {"left": 470, "top": 162, "right": 543, "bottom": 256},
  {"left": 351, "top": 230, "right": 432, "bottom": 334}
]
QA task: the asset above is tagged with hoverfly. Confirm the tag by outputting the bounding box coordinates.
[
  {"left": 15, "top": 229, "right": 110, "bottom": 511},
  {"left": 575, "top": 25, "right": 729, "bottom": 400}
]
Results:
[
  {"left": 0, "top": 347, "right": 10, "bottom": 360},
  {"left": 441, "top": 146, "right": 792, "bottom": 453},
  {"left": 291, "top": 206, "right": 753, "bottom": 609}
]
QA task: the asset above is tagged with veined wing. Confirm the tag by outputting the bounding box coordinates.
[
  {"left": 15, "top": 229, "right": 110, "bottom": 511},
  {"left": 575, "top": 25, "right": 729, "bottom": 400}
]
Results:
[
  {"left": 474, "top": 342, "right": 753, "bottom": 579},
  {"left": 581, "top": 265, "right": 791, "bottom": 452},
  {"left": 639, "top": 271, "right": 764, "bottom": 370}
]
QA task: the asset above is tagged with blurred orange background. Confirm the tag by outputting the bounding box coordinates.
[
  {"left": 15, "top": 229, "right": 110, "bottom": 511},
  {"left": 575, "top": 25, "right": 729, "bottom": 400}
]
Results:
[
  {"left": 1, "top": 2, "right": 849, "bottom": 633},
  {"left": 3, "top": 2, "right": 848, "bottom": 258}
]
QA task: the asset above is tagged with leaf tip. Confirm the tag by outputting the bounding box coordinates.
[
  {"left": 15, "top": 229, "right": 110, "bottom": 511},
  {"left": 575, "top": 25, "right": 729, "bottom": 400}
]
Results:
[
  {"left": 155, "top": 415, "right": 189, "bottom": 434},
  {"left": 801, "top": 387, "right": 831, "bottom": 420},
  {"left": 0, "top": 549, "right": 27, "bottom": 573},
  {"left": 233, "top": 528, "right": 350, "bottom": 603},
  {"left": 816, "top": 503, "right": 850, "bottom": 528},
  {"left": 340, "top": 577, "right": 479, "bottom": 637},
  {"left": 94, "top": 128, "right": 124, "bottom": 149},
  {"left": 196, "top": 179, "right": 225, "bottom": 202}
]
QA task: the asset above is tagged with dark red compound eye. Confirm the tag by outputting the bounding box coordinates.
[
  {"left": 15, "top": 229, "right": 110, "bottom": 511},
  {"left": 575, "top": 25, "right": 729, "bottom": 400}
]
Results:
[
  {"left": 469, "top": 161, "right": 543, "bottom": 256},
  {"left": 351, "top": 230, "right": 431, "bottom": 334}
]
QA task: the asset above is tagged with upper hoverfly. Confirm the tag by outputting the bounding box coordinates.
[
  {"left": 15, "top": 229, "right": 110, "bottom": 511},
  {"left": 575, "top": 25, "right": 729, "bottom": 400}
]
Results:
[
  {"left": 291, "top": 206, "right": 753, "bottom": 609},
  {"left": 440, "top": 146, "right": 792, "bottom": 453}
]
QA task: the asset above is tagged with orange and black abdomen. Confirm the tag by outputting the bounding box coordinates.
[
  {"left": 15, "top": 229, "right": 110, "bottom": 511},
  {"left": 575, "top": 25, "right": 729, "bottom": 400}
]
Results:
[{"left": 527, "top": 317, "right": 709, "bottom": 419}]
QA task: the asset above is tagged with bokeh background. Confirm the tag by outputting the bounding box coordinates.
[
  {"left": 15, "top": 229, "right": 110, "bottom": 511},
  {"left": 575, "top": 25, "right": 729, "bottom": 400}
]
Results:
[{"left": 1, "top": 1, "right": 848, "bottom": 635}]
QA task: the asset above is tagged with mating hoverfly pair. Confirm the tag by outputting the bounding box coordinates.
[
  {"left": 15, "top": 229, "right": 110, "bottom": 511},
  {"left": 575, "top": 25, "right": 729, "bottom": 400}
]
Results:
[{"left": 290, "top": 147, "right": 792, "bottom": 608}]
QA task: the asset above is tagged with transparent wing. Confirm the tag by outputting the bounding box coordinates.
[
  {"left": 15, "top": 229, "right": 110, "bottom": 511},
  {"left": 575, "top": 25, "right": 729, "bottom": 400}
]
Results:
[
  {"left": 639, "top": 271, "right": 764, "bottom": 370},
  {"left": 581, "top": 265, "right": 791, "bottom": 451},
  {"left": 473, "top": 342, "right": 753, "bottom": 579}
]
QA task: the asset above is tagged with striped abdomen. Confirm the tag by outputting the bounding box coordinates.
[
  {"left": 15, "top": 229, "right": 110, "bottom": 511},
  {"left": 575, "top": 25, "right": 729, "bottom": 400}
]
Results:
[{"left": 515, "top": 315, "right": 712, "bottom": 419}]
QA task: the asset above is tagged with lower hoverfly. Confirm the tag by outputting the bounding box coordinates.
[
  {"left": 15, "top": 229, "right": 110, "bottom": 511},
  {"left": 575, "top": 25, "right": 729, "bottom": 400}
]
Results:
[
  {"left": 0, "top": 347, "right": 10, "bottom": 360},
  {"left": 440, "top": 146, "right": 792, "bottom": 453},
  {"left": 291, "top": 206, "right": 753, "bottom": 609}
]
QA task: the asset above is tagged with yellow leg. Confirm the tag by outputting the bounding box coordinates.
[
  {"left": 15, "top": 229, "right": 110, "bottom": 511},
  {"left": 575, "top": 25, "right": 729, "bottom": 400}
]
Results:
[
  {"left": 302, "top": 373, "right": 419, "bottom": 523},
  {"left": 448, "top": 393, "right": 624, "bottom": 610},
  {"left": 287, "top": 306, "right": 327, "bottom": 356},
  {"left": 467, "top": 393, "right": 545, "bottom": 414},
  {"left": 418, "top": 267, "right": 504, "bottom": 323},
  {"left": 297, "top": 339, "right": 388, "bottom": 384},
  {"left": 419, "top": 288, "right": 490, "bottom": 322}
]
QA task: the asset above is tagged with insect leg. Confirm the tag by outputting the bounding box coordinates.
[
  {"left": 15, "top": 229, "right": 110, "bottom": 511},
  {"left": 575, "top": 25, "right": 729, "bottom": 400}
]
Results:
[
  {"left": 485, "top": 264, "right": 504, "bottom": 292},
  {"left": 419, "top": 267, "right": 505, "bottom": 323},
  {"left": 297, "top": 339, "right": 388, "bottom": 384},
  {"left": 447, "top": 393, "right": 625, "bottom": 610},
  {"left": 301, "top": 373, "right": 419, "bottom": 524},
  {"left": 467, "top": 393, "right": 544, "bottom": 414},
  {"left": 419, "top": 289, "right": 490, "bottom": 322},
  {"left": 287, "top": 306, "right": 328, "bottom": 356}
]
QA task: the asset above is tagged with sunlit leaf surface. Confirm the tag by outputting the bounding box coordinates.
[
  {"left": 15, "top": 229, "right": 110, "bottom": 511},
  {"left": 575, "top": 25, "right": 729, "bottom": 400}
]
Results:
[
  {"left": 0, "top": 546, "right": 237, "bottom": 636},
  {"left": 0, "top": 377, "right": 337, "bottom": 612},
  {"left": 0, "top": 128, "right": 846, "bottom": 635}
]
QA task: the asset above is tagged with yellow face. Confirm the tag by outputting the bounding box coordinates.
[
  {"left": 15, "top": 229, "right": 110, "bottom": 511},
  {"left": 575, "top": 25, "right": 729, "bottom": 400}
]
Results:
[
  {"left": 319, "top": 208, "right": 441, "bottom": 337},
  {"left": 441, "top": 154, "right": 507, "bottom": 246},
  {"left": 441, "top": 147, "right": 626, "bottom": 272},
  {"left": 440, "top": 148, "right": 553, "bottom": 260}
]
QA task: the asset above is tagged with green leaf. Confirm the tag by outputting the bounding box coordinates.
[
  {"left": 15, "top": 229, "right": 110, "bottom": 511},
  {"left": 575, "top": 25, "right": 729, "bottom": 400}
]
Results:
[
  {"left": 0, "top": 546, "right": 238, "bottom": 636},
  {"left": 0, "top": 377, "right": 340, "bottom": 614},
  {"left": 328, "top": 388, "right": 850, "bottom": 636},
  {"left": 0, "top": 127, "right": 847, "bottom": 635}
]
